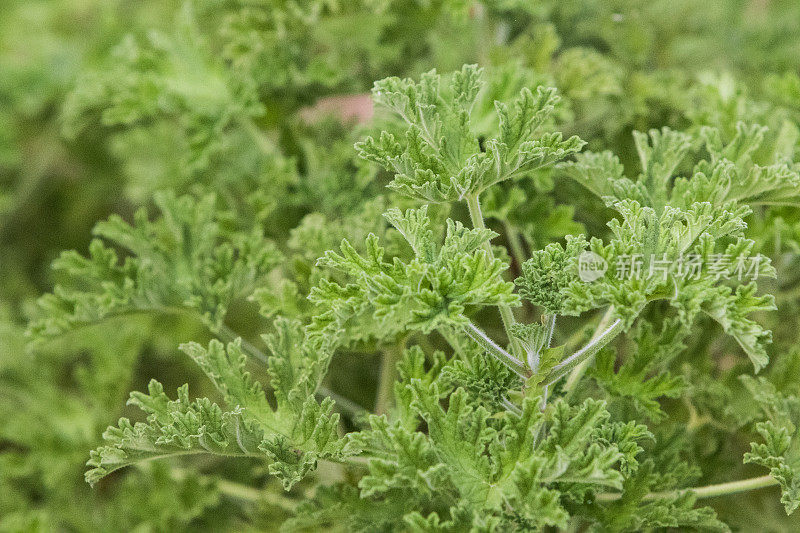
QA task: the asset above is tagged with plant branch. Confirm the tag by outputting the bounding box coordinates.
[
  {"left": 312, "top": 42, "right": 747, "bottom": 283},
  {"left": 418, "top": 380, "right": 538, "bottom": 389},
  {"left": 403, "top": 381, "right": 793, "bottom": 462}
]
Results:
[
  {"left": 375, "top": 339, "right": 406, "bottom": 415},
  {"left": 239, "top": 116, "right": 277, "bottom": 157},
  {"left": 544, "top": 316, "right": 624, "bottom": 387},
  {"left": 596, "top": 475, "right": 779, "bottom": 502},
  {"left": 545, "top": 314, "right": 556, "bottom": 348},
  {"left": 170, "top": 466, "right": 298, "bottom": 509},
  {"left": 219, "top": 324, "right": 268, "bottom": 362},
  {"left": 504, "top": 222, "right": 528, "bottom": 274},
  {"left": 464, "top": 321, "right": 527, "bottom": 378},
  {"left": 465, "top": 193, "right": 524, "bottom": 361},
  {"left": 562, "top": 306, "right": 616, "bottom": 397}
]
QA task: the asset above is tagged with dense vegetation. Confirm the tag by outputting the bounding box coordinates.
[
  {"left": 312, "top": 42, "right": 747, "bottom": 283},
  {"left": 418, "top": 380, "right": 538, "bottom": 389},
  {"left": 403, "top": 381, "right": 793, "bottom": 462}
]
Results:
[{"left": 4, "top": 1, "right": 800, "bottom": 530}]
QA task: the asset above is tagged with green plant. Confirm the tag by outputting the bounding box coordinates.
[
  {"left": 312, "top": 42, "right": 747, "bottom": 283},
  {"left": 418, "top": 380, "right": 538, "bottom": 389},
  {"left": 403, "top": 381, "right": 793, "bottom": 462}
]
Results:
[{"left": 6, "top": 1, "right": 800, "bottom": 531}]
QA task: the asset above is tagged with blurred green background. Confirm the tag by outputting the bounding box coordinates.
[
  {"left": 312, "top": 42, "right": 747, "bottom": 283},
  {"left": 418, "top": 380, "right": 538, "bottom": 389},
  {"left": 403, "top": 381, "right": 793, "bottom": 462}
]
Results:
[{"left": 3, "top": 0, "right": 800, "bottom": 530}]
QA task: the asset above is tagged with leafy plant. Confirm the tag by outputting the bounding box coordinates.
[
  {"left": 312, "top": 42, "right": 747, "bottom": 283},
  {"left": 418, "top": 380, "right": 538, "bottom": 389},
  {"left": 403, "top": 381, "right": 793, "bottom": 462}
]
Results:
[{"left": 5, "top": 1, "right": 800, "bottom": 531}]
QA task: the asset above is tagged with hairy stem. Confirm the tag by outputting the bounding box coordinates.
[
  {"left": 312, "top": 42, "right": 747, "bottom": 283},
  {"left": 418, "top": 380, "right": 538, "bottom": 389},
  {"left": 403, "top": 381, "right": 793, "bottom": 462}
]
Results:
[
  {"left": 464, "top": 321, "right": 527, "bottom": 378},
  {"left": 375, "top": 340, "right": 406, "bottom": 415},
  {"left": 465, "top": 193, "right": 524, "bottom": 361},
  {"left": 562, "top": 306, "right": 616, "bottom": 397},
  {"left": 596, "top": 475, "right": 779, "bottom": 502},
  {"left": 504, "top": 222, "right": 527, "bottom": 274},
  {"left": 544, "top": 316, "right": 624, "bottom": 387},
  {"left": 545, "top": 314, "right": 556, "bottom": 348}
]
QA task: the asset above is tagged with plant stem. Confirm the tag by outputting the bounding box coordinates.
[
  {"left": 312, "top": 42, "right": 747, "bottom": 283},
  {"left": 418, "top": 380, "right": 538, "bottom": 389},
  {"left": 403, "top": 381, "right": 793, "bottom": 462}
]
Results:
[
  {"left": 464, "top": 321, "right": 527, "bottom": 378},
  {"left": 219, "top": 324, "right": 268, "bottom": 361},
  {"left": 318, "top": 385, "right": 369, "bottom": 420},
  {"left": 170, "top": 466, "right": 298, "bottom": 510},
  {"left": 562, "top": 306, "right": 616, "bottom": 398},
  {"left": 239, "top": 116, "right": 276, "bottom": 157},
  {"left": 375, "top": 340, "right": 406, "bottom": 415},
  {"left": 544, "top": 316, "right": 624, "bottom": 387},
  {"left": 501, "top": 396, "right": 522, "bottom": 414},
  {"left": 465, "top": 193, "right": 524, "bottom": 362},
  {"left": 504, "top": 222, "right": 527, "bottom": 274},
  {"left": 544, "top": 314, "right": 556, "bottom": 348},
  {"left": 595, "top": 475, "right": 779, "bottom": 502}
]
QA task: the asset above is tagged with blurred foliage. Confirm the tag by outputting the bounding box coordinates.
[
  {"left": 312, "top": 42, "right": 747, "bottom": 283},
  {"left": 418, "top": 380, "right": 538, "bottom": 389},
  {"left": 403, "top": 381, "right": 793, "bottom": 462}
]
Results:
[{"left": 3, "top": 0, "right": 800, "bottom": 530}]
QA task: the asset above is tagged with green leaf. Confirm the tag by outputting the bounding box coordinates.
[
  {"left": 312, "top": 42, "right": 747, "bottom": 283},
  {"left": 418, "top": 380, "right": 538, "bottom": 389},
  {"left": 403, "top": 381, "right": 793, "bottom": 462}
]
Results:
[
  {"left": 86, "top": 380, "right": 263, "bottom": 485},
  {"left": 29, "top": 192, "right": 281, "bottom": 339},
  {"left": 312, "top": 207, "right": 518, "bottom": 343},
  {"left": 357, "top": 66, "right": 583, "bottom": 202},
  {"left": 743, "top": 376, "right": 800, "bottom": 514},
  {"left": 89, "top": 321, "right": 346, "bottom": 489}
]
